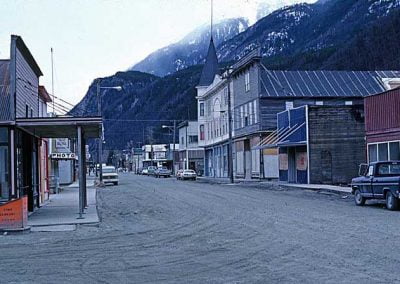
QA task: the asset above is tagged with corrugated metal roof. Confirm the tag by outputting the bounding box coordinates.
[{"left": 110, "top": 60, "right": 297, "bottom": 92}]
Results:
[
  {"left": 260, "top": 68, "right": 400, "bottom": 97},
  {"left": 0, "top": 60, "right": 11, "bottom": 121}
]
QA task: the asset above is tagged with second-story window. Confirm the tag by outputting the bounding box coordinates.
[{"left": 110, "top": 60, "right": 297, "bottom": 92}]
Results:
[
  {"left": 223, "top": 87, "right": 228, "bottom": 106},
  {"left": 200, "top": 125, "right": 205, "bottom": 141},
  {"left": 199, "top": 103, "right": 204, "bottom": 116},
  {"left": 25, "top": 104, "right": 29, "bottom": 118},
  {"left": 245, "top": 71, "right": 250, "bottom": 92}
]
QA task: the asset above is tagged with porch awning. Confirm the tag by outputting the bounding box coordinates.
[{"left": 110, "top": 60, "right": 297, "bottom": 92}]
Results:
[
  {"left": 15, "top": 116, "right": 102, "bottom": 138},
  {"left": 252, "top": 122, "right": 306, "bottom": 150}
]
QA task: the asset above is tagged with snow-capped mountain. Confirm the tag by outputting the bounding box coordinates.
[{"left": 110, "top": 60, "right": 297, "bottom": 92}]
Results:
[
  {"left": 72, "top": 0, "right": 400, "bottom": 150},
  {"left": 130, "top": 18, "right": 249, "bottom": 76}
]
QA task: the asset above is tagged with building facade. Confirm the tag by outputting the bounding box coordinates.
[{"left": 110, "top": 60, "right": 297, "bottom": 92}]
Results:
[
  {"left": 178, "top": 121, "right": 204, "bottom": 174},
  {"left": 365, "top": 87, "right": 400, "bottom": 163},
  {"left": 276, "top": 105, "right": 366, "bottom": 185}
]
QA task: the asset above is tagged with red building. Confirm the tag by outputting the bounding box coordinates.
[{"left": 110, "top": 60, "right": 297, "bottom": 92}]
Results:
[{"left": 365, "top": 87, "right": 400, "bottom": 162}]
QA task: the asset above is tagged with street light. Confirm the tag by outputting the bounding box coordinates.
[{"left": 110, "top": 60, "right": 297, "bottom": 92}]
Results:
[
  {"left": 97, "top": 81, "right": 122, "bottom": 185},
  {"left": 162, "top": 121, "right": 177, "bottom": 174}
]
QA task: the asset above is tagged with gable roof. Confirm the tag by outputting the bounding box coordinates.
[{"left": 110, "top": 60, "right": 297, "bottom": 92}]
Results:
[
  {"left": 260, "top": 69, "right": 400, "bottom": 98},
  {"left": 12, "top": 35, "right": 43, "bottom": 77},
  {"left": 38, "top": 85, "right": 52, "bottom": 103},
  {"left": 198, "top": 37, "right": 219, "bottom": 87}
]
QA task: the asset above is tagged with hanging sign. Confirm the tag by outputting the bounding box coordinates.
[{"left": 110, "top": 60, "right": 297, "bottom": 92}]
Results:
[{"left": 51, "top": 153, "right": 76, "bottom": 160}]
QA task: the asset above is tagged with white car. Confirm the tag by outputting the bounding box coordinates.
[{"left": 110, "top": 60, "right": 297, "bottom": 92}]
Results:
[
  {"left": 102, "top": 166, "right": 119, "bottom": 185},
  {"left": 180, "top": 170, "right": 197, "bottom": 180}
]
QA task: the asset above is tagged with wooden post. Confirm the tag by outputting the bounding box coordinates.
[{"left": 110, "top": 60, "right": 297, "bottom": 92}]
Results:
[{"left": 77, "top": 126, "right": 84, "bottom": 219}]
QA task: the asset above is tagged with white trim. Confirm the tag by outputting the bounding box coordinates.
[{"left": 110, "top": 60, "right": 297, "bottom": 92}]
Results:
[{"left": 367, "top": 140, "right": 400, "bottom": 162}]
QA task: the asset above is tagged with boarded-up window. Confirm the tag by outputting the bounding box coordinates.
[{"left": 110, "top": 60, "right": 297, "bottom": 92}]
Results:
[{"left": 279, "top": 153, "right": 288, "bottom": 170}]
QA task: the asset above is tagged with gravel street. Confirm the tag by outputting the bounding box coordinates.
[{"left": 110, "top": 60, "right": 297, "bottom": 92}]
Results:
[{"left": 1, "top": 173, "right": 400, "bottom": 283}]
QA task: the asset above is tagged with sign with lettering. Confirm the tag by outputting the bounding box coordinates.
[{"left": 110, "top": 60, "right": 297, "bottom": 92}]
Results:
[
  {"left": 51, "top": 153, "right": 76, "bottom": 160},
  {"left": 56, "top": 138, "right": 69, "bottom": 149},
  {"left": 0, "top": 196, "right": 28, "bottom": 230}
]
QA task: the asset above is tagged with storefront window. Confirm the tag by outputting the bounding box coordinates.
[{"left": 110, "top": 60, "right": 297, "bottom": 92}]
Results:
[
  {"left": 389, "top": 142, "right": 400, "bottom": 160},
  {"left": 368, "top": 144, "right": 377, "bottom": 162},
  {"left": 0, "top": 128, "right": 10, "bottom": 200},
  {"left": 378, "top": 143, "right": 388, "bottom": 161}
]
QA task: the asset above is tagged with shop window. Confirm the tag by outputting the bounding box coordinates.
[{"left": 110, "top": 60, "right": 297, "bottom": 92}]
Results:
[
  {"left": 0, "top": 128, "right": 9, "bottom": 200},
  {"left": 368, "top": 144, "right": 377, "bottom": 162},
  {"left": 389, "top": 142, "right": 400, "bottom": 160},
  {"left": 378, "top": 143, "right": 388, "bottom": 161}
]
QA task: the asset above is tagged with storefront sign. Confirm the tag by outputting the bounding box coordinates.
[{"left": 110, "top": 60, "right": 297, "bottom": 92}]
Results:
[
  {"left": 0, "top": 196, "right": 28, "bottom": 230},
  {"left": 56, "top": 138, "right": 69, "bottom": 149},
  {"left": 51, "top": 153, "right": 76, "bottom": 160}
]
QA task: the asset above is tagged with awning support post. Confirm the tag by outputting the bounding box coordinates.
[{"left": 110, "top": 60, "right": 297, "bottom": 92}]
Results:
[
  {"left": 77, "top": 126, "right": 84, "bottom": 219},
  {"left": 82, "top": 134, "right": 87, "bottom": 208}
]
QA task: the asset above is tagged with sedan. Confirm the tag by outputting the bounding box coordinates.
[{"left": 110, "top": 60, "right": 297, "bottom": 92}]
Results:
[{"left": 180, "top": 170, "right": 197, "bottom": 181}]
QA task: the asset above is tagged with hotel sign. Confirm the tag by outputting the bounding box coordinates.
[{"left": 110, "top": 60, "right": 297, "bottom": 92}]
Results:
[{"left": 51, "top": 153, "right": 76, "bottom": 160}]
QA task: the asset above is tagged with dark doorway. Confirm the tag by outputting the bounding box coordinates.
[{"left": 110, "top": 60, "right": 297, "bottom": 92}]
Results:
[{"left": 288, "top": 147, "right": 296, "bottom": 183}]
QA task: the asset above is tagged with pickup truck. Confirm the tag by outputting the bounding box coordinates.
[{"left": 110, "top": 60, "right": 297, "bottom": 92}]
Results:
[{"left": 351, "top": 161, "right": 400, "bottom": 210}]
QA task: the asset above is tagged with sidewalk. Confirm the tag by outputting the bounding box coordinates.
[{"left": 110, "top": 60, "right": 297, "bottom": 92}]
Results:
[
  {"left": 197, "top": 176, "right": 351, "bottom": 195},
  {"left": 28, "top": 177, "right": 99, "bottom": 229}
]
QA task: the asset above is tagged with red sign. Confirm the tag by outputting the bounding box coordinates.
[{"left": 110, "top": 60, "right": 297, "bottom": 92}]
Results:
[{"left": 0, "top": 196, "right": 28, "bottom": 230}]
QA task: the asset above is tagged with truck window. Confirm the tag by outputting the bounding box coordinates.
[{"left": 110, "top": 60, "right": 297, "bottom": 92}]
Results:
[{"left": 377, "top": 163, "right": 400, "bottom": 176}]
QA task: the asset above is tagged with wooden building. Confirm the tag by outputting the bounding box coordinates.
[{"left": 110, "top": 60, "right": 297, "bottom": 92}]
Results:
[
  {"left": 365, "top": 87, "right": 400, "bottom": 162},
  {"left": 275, "top": 105, "right": 366, "bottom": 185}
]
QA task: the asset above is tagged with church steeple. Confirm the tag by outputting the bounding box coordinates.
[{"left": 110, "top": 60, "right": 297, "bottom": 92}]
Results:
[{"left": 198, "top": 0, "right": 219, "bottom": 87}]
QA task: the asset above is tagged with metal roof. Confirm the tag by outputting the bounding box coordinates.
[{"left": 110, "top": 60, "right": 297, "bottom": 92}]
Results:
[
  {"left": 260, "top": 69, "right": 400, "bottom": 98},
  {"left": 198, "top": 37, "right": 219, "bottom": 87}
]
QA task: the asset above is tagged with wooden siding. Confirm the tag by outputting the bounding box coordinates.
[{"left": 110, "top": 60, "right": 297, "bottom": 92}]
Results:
[
  {"left": 308, "top": 105, "right": 366, "bottom": 185},
  {"left": 259, "top": 97, "right": 364, "bottom": 131},
  {"left": 365, "top": 88, "right": 400, "bottom": 134},
  {"left": 15, "top": 48, "right": 39, "bottom": 118}
]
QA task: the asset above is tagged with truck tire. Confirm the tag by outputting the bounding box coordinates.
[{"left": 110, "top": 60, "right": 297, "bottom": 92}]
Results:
[
  {"left": 354, "top": 189, "right": 366, "bottom": 206},
  {"left": 386, "top": 192, "right": 398, "bottom": 211}
]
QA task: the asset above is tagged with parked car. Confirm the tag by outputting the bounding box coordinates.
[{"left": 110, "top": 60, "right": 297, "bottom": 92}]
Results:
[
  {"left": 179, "top": 169, "right": 197, "bottom": 181},
  {"left": 141, "top": 168, "right": 149, "bottom": 175},
  {"left": 147, "top": 166, "right": 157, "bottom": 176},
  {"left": 102, "top": 166, "right": 119, "bottom": 185},
  {"left": 155, "top": 167, "right": 171, "bottom": 178},
  {"left": 351, "top": 161, "right": 400, "bottom": 210},
  {"left": 176, "top": 169, "right": 184, "bottom": 180}
]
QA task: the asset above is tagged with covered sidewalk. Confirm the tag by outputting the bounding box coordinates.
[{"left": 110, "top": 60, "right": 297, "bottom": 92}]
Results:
[
  {"left": 28, "top": 175, "right": 98, "bottom": 229},
  {"left": 16, "top": 116, "right": 102, "bottom": 220}
]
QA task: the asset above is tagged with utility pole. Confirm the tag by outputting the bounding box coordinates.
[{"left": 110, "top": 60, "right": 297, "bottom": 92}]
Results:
[
  {"left": 97, "top": 82, "right": 103, "bottom": 184},
  {"left": 185, "top": 122, "right": 188, "bottom": 170},
  {"left": 226, "top": 73, "right": 234, "bottom": 184},
  {"left": 173, "top": 120, "right": 176, "bottom": 174}
]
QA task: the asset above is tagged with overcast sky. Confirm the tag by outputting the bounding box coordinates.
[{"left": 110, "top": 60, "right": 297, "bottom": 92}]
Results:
[{"left": 0, "top": 0, "right": 316, "bottom": 106}]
